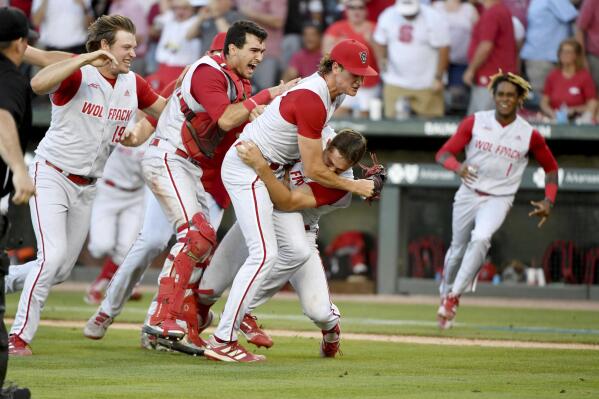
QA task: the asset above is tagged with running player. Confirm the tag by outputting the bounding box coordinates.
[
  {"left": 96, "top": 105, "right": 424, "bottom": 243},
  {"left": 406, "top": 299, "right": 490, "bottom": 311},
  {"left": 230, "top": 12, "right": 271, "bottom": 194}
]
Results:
[
  {"left": 6, "top": 15, "right": 166, "bottom": 356},
  {"left": 435, "top": 71, "right": 558, "bottom": 329},
  {"left": 203, "top": 39, "right": 377, "bottom": 362}
]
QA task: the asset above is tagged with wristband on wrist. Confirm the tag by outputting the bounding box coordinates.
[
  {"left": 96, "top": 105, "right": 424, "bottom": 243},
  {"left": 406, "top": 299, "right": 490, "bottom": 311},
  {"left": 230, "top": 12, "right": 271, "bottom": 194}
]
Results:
[{"left": 242, "top": 89, "right": 272, "bottom": 112}]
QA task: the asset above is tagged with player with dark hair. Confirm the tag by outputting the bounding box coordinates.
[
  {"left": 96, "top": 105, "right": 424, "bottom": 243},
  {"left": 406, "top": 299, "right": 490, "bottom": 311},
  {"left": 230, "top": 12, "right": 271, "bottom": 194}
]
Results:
[{"left": 435, "top": 71, "right": 559, "bottom": 329}]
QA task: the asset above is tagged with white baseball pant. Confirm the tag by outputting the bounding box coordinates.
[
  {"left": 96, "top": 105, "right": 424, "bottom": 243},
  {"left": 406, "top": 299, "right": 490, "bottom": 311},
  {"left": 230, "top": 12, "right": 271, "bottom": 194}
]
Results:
[
  {"left": 87, "top": 181, "right": 145, "bottom": 265},
  {"left": 198, "top": 223, "right": 340, "bottom": 331},
  {"left": 7, "top": 158, "right": 97, "bottom": 342},
  {"left": 215, "top": 148, "right": 312, "bottom": 342},
  {"left": 439, "top": 184, "right": 514, "bottom": 297}
]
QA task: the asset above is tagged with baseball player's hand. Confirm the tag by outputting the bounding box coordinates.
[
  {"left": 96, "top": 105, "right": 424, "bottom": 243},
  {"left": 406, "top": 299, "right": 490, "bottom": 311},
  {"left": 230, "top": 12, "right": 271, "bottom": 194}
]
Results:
[
  {"left": 269, "top": 78, "right": 301, "bottom": 98},
  {"left": 236, "top": 141, "right": 268, "bottom": 169},
  {"left": 354, "top": 178, "right": 375, "bottom": 198},
  {"left": 249, "top": 105, "right": 266, "bottom": 122},
  {"left": 529, "top": 199, "right": 551, "bottom": 228},
  {"left": 11, "top": 169, "right": 35, "bottom": 205},
  {"left": 457, "top": 164, "right": 478, "bottom": 185},
  {"left": 85, "top": 50, "right": 118, "bottom": 69}
]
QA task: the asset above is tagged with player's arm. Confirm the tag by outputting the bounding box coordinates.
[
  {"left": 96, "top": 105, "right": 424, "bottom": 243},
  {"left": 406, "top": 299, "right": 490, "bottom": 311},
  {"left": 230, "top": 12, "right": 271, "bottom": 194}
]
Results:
[
  {"left": 528, "top": 130, "right": 558, "bottom": 228},
  {"left": 141, "top": 96, "right": 167, "bottom": 121},
  {"left": 0, "top": 110, "right": 35, "bottom": 204},
  {"left": 30, "top": 50, "right": 118, "bottom": 95},
  {"left": 23, "top": 46, "right": 72, "bottom": 68},
  {"left": 236, "top": 141, "right": 318, "bottom": 211},
  {"left": 436, "top": 115, "right": 477, "bottom": 183}
]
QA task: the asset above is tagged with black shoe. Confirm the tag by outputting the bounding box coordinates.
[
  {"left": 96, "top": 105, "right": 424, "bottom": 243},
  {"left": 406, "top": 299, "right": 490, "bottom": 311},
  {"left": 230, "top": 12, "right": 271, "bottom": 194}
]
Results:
[{"left": 0, "top": 384, "right": 31, "bottom": 399}]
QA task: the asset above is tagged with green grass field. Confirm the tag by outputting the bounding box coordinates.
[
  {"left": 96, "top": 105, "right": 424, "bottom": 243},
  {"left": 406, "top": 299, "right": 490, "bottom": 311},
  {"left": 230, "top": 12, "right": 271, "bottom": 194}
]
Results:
[{"left": 5, "top": 290, "right": 599, "bottom": 399}]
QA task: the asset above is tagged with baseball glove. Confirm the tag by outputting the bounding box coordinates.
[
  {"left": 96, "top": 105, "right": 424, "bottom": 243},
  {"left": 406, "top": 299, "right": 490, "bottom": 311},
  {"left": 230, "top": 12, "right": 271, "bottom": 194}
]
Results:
[{"left": 359, "top": 152, "right": 386, "bottom": 203}]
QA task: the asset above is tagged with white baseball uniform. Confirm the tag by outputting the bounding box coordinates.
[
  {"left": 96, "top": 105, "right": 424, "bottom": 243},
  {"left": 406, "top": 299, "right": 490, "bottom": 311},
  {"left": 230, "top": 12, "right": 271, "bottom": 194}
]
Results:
[
  {"left": 438, "top": 110, "right": 558, "bottom": 297},
  {"left": 216, "top": 72, "right": 345, "bottom": 342},
  {"left": 199, "top": 133, "right": 352, "bottom": 332},
  {"left": 6, "top": 65, "right": 158, "bottom": 343}
]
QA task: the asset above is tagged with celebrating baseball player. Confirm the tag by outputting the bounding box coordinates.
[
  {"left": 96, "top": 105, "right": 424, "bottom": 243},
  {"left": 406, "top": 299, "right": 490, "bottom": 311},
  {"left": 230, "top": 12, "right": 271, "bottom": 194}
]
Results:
[
  {"left": 6, "top": 15, "right": 166, "bottom": 356},
  {"left": 193, "top": 127, "right": 382, "bottom": 360},
  {"left": 84, "top": 143, "right": 147, "bottom": 305},
  {"left": 435, "top": 71, "right": 558, "bottom": 329},
  {"left": 201, "top": 39, "right": 378, "bottom": 362},
  {"left": 123, "top": 20, "right": 297, "bottom": 344}
]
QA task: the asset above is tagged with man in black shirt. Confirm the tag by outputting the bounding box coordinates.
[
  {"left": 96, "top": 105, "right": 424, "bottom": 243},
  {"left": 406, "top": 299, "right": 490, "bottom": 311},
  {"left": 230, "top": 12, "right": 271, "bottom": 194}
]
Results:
[{"left": 0, "top": 6, "right": 35, "bottom": 399}]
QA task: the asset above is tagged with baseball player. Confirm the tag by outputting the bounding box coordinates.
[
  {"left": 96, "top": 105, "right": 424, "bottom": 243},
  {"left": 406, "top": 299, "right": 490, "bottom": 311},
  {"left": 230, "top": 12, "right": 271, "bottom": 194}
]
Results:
[
  {"left": 82, "top": 32, "right": 233, "bottom": 344},
  {"left": 125, "top": 20, "right": 296, "bottom": 343},
  {"left": 6, "top": 15, "right": 166, "bottom": 356},
  {"left": 84, "top": 143, "right": 147, "bottom": 305},
  {"left": 202, "top": 39, "right": 377, "bottom": 363},
  {"left": 192, "top": 127, "right": 370, "bottom": 360},
  {"left": 435, "top": 71, "right": 558, "bottom": 329}
]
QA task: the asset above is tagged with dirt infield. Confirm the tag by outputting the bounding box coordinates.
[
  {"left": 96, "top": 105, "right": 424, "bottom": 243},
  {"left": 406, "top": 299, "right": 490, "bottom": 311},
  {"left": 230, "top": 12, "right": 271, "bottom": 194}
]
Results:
[{"left": 27, "top": 318, "right": 599, "bottom": 352}]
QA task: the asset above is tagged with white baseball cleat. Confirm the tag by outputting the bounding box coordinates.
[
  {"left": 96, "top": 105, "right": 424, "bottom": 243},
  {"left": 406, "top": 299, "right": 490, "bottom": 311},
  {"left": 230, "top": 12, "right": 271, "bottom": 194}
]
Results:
[
  {"left": 203, "top": 336, "right": 266, "bottom": 363},
  {"left": 84, "top": 309, "right": 114, "bottom": 340}
]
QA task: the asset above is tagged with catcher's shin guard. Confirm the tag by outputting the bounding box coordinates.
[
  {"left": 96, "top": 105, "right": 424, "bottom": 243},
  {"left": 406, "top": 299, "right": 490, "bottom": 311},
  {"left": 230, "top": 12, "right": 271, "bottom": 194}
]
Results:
[
  {"left": 166, "top": 213, "right": 216, "bottom": 323},
  {"left": 180, "top": 291, "right": 204, "bottom": 348},
  {"left": 149, "top": 276, "right": 176, "bottom": 326}
]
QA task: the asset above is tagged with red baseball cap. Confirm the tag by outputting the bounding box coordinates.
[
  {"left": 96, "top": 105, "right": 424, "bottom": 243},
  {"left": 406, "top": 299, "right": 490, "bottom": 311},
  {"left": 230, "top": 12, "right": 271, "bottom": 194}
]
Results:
[
  {"left": 209, "top": 32, "right": 227, "bottom": 53},
  {"left": 330, "top": 39, "right": 378, "bottom": 77}
]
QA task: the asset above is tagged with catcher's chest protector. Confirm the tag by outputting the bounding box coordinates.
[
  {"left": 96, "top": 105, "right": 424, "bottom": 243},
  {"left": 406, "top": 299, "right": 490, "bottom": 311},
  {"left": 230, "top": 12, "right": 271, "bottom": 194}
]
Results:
[{"left": 180, "top": 56, "right": 250, "bottom": 160}]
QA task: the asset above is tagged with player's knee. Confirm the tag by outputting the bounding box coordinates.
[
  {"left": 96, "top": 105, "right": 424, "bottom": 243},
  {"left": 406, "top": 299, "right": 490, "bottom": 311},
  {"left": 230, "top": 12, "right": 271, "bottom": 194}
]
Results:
[
  {"left": 469, "top": 233, "right": 492, "bottom": 247},
  {"left": 42, "top": 251, "right": 67, "bottom": 271},
  {"left": 279, "top": 240, "right": 311, "bottom": 267},
  {"left": 87, "top": 242, "right": 113, "bottom": 260},
  {"left": 186, "top": 213, "right": 217, "bottom": 262}
]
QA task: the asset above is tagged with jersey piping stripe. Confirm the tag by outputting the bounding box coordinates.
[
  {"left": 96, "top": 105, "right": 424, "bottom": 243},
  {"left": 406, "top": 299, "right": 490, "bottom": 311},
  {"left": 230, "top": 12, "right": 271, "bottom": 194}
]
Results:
[
  {"left": 16, "top": 162, "right": 45, "bottom": 338},
  {"left": 226, "top": 176, "right": 268, "bottom": 342},
  {"left": 317, "top": 249, "right": 340, "bottom": 318}
]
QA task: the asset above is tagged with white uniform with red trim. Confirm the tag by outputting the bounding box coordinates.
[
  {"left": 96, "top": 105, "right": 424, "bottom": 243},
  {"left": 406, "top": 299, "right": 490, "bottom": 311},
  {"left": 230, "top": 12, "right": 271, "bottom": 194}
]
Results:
[
  {"left": 199, "top": 127, "right": 351, "bottom": 332},
  {"left": 216, "top": 73, "right": 345, "bottom": 343},
  {"left": 440, "top": 110, "right": 534, "bottom": 296},
  {"left": 87, "top": 144, "right": 146, "bottom": 265},
  {"left": 6, "top": 66, "right": 142, "bottom": 344}
]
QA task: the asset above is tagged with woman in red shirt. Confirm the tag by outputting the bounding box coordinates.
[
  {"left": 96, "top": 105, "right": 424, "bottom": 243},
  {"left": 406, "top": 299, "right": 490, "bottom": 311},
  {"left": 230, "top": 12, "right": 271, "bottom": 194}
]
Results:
[{"left": 540, "top": 38, "right": 598, "bottom": 124}]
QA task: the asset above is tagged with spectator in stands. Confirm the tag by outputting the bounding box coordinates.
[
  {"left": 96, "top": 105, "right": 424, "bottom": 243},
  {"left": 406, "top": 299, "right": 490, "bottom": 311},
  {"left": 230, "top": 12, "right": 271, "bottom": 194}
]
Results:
[
  {"left": 501, "top": 0, "right": 528, "bottom": 29},
  {"left": 324, "top": 0, "right": 380, "bottom": 117},
  {"left": 31, "top": 0, "right": 94, "bottom": 53},
  {"left": 463, "top": 0, "right": 517, "bottom": 114},
  {"left": 540, "top": 38, "right": 597, "bottom": 124},
  {"left": 432, "top": 0, "right": 478, "bottom": 114},
  {"left": 282, "top": 0, "right": 324, "bottom": 68},
  {"left": 186, "top": 0, "right": 243, "bottom": 55},
  {"left": 146, "top": 1, "right": 166, "bottom": 75},
  {"left": 109, "top": 0, "right": 150, "bottom": 75},
  {"left": 282, "top": 23, "right": 322, "bottom": 82},
  {"left": 149, "top": 0, "right": 201, "bottom": 92},
  {"left": 236, "top": 0, "right": 287, "bottom": 90},
  {"left": 373, "top": 0, "right": 450, "bottom": 118},
  {"left": 366, "top": 0, "right": 395, "bottom": 23},
  {"left": 520, "top": 0, "right": 578, "bottom": 103},
  {"left": 576, "top": 0, "right": 599, "bottom": 92}
]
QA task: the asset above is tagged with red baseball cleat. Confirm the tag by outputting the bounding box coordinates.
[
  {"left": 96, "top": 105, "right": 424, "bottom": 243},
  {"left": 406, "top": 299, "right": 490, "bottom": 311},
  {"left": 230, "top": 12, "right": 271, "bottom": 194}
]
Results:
[
  {"left": 320, "top": 324, "right": 341, "bottom": 358},
  {"left": 240, "top": 313, "right": 273, "bottom": 348},
  {"left": 8, "top": 335, "right": 32, "bottom": 357}
]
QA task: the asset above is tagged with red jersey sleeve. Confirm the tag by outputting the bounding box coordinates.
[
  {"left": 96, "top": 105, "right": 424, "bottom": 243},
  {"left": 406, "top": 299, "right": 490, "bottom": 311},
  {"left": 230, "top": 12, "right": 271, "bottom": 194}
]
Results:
[
  {"left": 307, "top": 182, "right": 349, "bottom": 207},
  {"left": 435, "top": 115, "right": 474, "bottom": 171},
  {"left": 51, "top": 69, "right": 82, "bottom": 106},
  {"left": 189, "top": 64, "right": 231, "bottom": 123},
  {"left": 529, "top": 130, "right": 558, "bottom": 172},
  {"left": 135, "top": 73, "right": 159, "bottom": 110},
  {"left": 279, "top": 89, "right": 327, "bottom": 139}
]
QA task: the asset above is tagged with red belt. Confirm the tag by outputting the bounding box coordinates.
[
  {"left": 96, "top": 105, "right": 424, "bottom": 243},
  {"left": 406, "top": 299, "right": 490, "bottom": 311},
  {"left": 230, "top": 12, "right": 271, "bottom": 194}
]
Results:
[
  {"left": 150, "top": 138, "right": 201, "bottom": 167},
  {"left": 104, "top": 179, "right": 140, "bottom": 192},
  {"left": 45, "top": 161, "right": 96, "bottom": 186},
  {"left": 475, "top": 189, "right": 490, "bottom": 196}
]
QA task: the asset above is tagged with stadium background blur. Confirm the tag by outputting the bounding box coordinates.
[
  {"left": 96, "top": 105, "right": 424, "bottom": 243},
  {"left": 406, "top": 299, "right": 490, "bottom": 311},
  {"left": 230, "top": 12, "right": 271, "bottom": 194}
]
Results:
[{"left": 3, "top": 0, "right": 599, "bottom": 298}]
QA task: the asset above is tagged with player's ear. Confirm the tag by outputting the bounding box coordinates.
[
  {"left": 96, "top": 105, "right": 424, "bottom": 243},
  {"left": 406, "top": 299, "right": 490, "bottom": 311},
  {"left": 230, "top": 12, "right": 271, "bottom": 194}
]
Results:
[{"left": 100, "top": 38, "right": 110, "bottom": 51}]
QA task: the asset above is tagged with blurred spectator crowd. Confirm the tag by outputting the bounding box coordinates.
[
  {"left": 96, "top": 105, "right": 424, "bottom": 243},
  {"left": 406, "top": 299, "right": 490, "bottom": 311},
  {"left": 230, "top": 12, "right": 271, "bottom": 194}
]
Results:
[{"left": 4, "top": 0, "right": 599, "bottom": 124}]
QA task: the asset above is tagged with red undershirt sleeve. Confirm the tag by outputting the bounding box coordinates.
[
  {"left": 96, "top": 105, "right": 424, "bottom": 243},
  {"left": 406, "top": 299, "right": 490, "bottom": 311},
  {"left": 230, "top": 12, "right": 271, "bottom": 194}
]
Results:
[
  {"left": 529, "top": 130, "right": 558, "bottom": 203},
  {"left": 50, "top": 69, "right": 82, "bottom": 106},
  {"left": 190, "top": 65, "right": 231, "bottom": 122},
  {"left": 135, "top": 73, "right": 159, "bottom": 110},
  {"left": 280, "top": 89, "right": 327, "bottom": 139},
  {"left": 307, "top": 182, "right": 349, "bottom": 207},
  {"left": 435, "top": 115, "right": 474, "bottom": 171}
]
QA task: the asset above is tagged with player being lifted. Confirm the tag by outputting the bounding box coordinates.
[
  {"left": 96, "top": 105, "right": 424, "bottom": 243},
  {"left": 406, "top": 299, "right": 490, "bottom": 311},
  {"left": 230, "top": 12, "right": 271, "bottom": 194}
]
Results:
[{"left": 435, "top": 71, "right": 558, "bottom": 329}]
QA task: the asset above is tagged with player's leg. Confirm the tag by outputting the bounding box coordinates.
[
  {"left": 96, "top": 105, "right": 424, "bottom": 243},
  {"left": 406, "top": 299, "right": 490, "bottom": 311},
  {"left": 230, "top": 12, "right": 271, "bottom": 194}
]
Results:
[
  {"left": 204, "top": 151, "right": 276, "bottom": 362},
  {"left": 8, "top": 161, "right": 80, "bottom": 351},
  {"left": 451, "top": 194, "right": 514, "bottom": 296},
  {"left": 85, "top": 189, "right": 173, "bottom": 340},
  {"left": 143, "top": 150, "right": 214, "bottom": 339}
]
